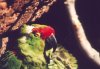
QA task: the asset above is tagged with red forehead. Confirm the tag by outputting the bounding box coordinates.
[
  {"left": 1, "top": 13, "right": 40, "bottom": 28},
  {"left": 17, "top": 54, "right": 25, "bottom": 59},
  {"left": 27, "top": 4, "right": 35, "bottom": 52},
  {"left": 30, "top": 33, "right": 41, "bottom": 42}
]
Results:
[
  {"left": 40, "top": 26, "right": 55, "bottom": 39},
  {"left": 32, "top": 26, "right": 55, "bottom": 39}
]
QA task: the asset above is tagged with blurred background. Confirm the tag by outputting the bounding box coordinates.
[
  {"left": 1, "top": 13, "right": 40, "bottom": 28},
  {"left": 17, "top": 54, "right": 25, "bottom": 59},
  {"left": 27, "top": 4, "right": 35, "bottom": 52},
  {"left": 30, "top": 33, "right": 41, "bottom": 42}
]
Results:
[{"left": 35, "top": 0, "right": 100, "bottom": 69}]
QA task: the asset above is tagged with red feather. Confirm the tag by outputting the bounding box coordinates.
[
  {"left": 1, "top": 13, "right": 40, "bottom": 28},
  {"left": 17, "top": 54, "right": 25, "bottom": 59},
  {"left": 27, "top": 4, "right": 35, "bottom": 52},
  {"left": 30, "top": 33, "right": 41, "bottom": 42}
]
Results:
[
  {"left": 40, "top": 26, "right": 55, "bottom": 39},
  {"left": 32, "top": 26, "right": 55, "bottom": 40}
]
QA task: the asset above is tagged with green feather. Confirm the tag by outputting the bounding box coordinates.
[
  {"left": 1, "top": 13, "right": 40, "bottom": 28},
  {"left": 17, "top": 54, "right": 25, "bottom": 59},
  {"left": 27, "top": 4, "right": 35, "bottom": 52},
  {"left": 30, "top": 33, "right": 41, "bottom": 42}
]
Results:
[{"left": 18, "top": 33, "right": 46, "bottom": 66}]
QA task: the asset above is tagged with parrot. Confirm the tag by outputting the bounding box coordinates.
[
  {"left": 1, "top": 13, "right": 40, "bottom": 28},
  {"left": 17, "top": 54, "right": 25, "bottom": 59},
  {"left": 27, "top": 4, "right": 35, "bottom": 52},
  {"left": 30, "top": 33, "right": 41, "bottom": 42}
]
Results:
[
  {"left": 0, "top": 24, "right": 78, "bottom": 69},
  {"left": 18, "top": 24, "right": 57, "bottom": 69}
]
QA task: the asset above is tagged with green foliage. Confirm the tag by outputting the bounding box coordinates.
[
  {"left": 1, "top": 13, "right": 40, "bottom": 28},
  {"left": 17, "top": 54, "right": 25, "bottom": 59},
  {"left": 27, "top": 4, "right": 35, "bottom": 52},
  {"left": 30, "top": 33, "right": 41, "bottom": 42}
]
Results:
[
  {"left": 0, "top": 51, "right": 22, "bottom": 69},
  {"left": 48, "top": 45, "right": 78, "bottom": 69},
  {"left": 21, "top": 62, "right": 47, "bottom": 69}
]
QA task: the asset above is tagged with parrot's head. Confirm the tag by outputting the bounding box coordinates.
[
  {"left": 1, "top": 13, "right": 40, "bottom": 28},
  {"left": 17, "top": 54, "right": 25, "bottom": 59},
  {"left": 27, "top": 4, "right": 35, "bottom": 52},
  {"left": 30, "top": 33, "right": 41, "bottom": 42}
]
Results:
[
  {"left": 32, "top": 24, "right": 55, "bottom": 40},
  {"left": 32, "top": 24, "right": 57, "bottom": 52},
  {"left": 20, "top": 24, "right": 57, "bottom": 51}
]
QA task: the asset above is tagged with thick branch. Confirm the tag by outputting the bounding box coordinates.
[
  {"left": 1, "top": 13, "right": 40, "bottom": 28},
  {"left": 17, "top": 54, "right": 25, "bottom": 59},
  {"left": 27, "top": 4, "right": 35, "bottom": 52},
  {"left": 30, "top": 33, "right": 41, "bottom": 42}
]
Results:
[{"left": 64, "top": 0, "right": 100, "bottom": 66}]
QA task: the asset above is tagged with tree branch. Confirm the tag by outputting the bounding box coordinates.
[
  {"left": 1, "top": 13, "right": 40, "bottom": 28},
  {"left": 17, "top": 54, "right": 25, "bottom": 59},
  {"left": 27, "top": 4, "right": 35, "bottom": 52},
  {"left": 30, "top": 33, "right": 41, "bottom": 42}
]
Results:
[
  {"left": 0, "top": 37, "right": 8, "bottom": 57},
  {"left": 64, "top": 0, "right": 100, "bottom": 66}
]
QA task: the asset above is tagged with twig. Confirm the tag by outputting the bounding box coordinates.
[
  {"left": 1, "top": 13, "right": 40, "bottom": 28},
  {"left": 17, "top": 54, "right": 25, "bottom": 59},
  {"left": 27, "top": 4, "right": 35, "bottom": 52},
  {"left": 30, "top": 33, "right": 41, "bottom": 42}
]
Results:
[
  {"left": 0, "top": 37, "right": 8, "bottom": 57},
  {"left": 64, "top": 0, "right": 100, "bottom": 66}
]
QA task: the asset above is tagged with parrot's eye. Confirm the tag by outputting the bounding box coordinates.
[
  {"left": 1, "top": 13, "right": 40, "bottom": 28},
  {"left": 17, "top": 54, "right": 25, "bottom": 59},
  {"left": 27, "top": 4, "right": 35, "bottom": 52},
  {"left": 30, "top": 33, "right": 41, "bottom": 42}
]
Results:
[
  {"left": 32, "top": 31, "right": 40, "bottom": 37},
  {"left": 35, "top": 32, "right": 41, "bottom": 37},
  {"left": 32, "top": 28, "right": 41, "bottom": 37}
]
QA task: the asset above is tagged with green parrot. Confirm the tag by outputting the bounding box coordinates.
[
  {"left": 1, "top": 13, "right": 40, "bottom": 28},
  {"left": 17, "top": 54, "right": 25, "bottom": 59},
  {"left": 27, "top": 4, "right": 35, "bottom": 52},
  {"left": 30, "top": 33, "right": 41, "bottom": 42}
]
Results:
[
  {"left": 18, "top": 24, "right": 57, "bottom": 69},
  {"left": 0, "top": 24, "right": 78, "bottom": 69},
  {"left": 18, "top": 24, "right": 78, "bottom": 69}
]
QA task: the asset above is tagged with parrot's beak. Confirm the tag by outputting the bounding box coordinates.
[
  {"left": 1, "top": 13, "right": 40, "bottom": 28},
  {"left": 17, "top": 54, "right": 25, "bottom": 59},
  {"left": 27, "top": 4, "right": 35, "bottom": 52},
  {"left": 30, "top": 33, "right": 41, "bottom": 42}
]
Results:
[{"left": 45, "top": 33, "right": 57, "bottom": 52}]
